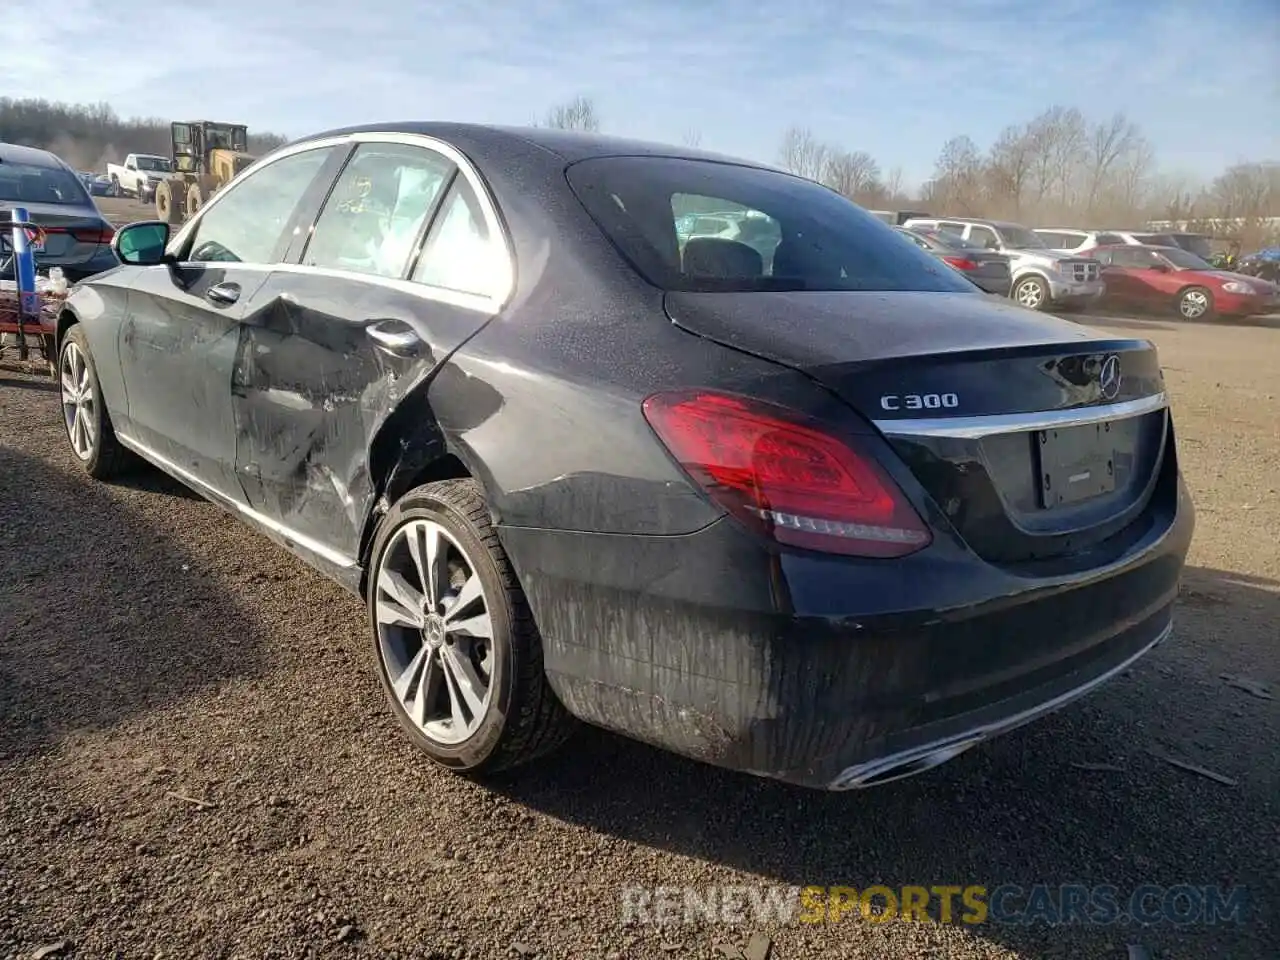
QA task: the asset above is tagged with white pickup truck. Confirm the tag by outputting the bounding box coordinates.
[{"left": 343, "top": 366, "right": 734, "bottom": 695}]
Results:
[{"left": 106, "top": 153, "right": 172, "bottom": 200}]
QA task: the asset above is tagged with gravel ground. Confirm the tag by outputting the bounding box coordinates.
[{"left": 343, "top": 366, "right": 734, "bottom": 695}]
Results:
[{"left": 1, "top": 234, "right": 1278, "bottom": 958}]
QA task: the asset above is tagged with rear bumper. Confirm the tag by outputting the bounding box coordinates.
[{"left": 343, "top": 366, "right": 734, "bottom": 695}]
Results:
[{"left": 501, "top": 471, "right": 1194, "bottom": 790}]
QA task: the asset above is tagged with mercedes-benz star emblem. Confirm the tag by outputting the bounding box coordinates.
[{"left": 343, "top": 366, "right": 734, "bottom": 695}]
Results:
[{"left": 1099, "top": 354, "right": 1122, "bottom": 400}]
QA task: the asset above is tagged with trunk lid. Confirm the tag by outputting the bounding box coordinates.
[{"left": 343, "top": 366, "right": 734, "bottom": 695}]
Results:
[
  {"left": 0, "top": 200, "right": 112, "bottom": 265},
  {"left": 665, "top": 290, "right": 1170, "bottom": 565}
]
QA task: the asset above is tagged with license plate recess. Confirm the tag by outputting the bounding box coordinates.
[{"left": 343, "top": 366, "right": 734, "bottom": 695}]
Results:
[{"left": 1037, "top": 422, "right": 1116, "bottom": 509}]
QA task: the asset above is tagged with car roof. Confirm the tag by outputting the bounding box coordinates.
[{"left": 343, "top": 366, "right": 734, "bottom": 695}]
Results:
[
  {"left": 291, "top": 121, "right": 783, "bottom": 173},
  {"left": 1095, "top": 243, "right": 1183, "bottom": 254},
  {"left": 0, "top": 141, "right": 66, "bottom": 169}
]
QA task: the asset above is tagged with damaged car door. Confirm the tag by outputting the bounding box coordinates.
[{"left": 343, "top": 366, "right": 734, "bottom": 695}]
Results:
[
  {"left": 229, "top": 137, "right": 513, "bottom": 563},
  {"left": 117, "top": 145, "right": 339, "bottom": 499}
]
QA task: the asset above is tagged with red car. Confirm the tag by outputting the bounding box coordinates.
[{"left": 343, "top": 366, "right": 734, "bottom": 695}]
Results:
[{"left": 1093, "top": 244, "right": 1280, "bottom": 320}]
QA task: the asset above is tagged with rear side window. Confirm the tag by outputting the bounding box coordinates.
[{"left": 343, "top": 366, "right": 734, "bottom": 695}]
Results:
[
  {"left": 1096, "top": 233, "right": 1125, "bottom": 246},
  {"left": 411, "top": 177, "right": 508, "bottom": 298},
  {"left": 303, "top": 142, "right": 454, "bottom": 279},
  {"left": 0, "top": 161, "right": 89, "bottom": 205},
  {"left": 565, "top": 157, "right": 974, "bottom": 293}
]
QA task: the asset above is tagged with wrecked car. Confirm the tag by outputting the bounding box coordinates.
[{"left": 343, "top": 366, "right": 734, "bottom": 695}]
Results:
[{"left": 53, "top": 124, "right": 1194, "bottom": 790}]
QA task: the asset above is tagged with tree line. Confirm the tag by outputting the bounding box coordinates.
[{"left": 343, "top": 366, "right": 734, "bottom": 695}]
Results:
[
  {"left": 5, "top": 94, "right": 1275, "bottom": 247},
  {"left": 539, "top": 97, "right": 1278, "bottom": 248},
  {"left": 0, "top": 98, "right": 288, "bottom": 172}
]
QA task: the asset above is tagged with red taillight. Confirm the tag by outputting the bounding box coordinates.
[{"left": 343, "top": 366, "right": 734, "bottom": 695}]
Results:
[
  {"left": 642, "top": 391, "right": 932, "bottom": 558},
  {"left": 942, "top": 255, "right": 979, "bottom": 271},
  {"left": 71, "top": 226, "right": 115, "bottom": 244},
  {"left": 42, "top": 226, "right": 115, "bottom": 244}
]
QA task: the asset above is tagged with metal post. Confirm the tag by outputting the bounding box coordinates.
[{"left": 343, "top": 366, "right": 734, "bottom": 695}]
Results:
[
  {"left": 8, "top": 207, "right": 39, "bottom": 360},
  {"left": 10, "top": 206, "right": 39, "bottom": 320}
]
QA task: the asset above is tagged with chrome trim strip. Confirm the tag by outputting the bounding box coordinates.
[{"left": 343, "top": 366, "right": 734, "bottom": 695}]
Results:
[
  {"left": 873, "top": 392, "right": 1167, "bottom": 439},
  {"left": 829, "top": 619, "right": 1173, "bottom": 790},
  {"left": 116, "top": 433, "right": 358, "bottom": 569},
  {"left": 163, "top": 130, "right": 515, "bottom": 314}
]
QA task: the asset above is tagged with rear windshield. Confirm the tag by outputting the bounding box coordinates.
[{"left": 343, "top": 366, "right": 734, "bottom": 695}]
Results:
[
  {"left": 0, "top": 161, "right": 89, "bottom": 205},
  {"left": 1170, "top": 234, "right": 1212, "bottom": 258},
  {"left": 565, "top": 156, "right": 976, "bottom": 293}
]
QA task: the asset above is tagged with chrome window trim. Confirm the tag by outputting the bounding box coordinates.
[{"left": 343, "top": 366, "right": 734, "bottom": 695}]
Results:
[
  {"left": 164, "top": 130, "right": 515, "bottom": 313},
  {"left": 873, "top": 392, "right": 1168, "bottom": 439}
]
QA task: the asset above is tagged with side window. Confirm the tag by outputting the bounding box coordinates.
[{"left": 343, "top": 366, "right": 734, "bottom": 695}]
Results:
[
  {"left": 1096, "top": 233, "right": 1125, "bottom": 246},
  {"left": 938, "top": 221, "right": 966, "bottom": 237},
  {"left": 1093, "top": 248, "right": 1114, "bottom": 266},
  {"left": 1113, "top": 248, "right": 1146, "bottom": 268},
  {"left": 304, "top": 143, "right": 454, "bottom": 279},
  {"left": 1036, "top": 232, "right": 1061, "bottom": 247},
  {"left": 968, "top": 225, "right": 999, "bottom": 249},
  {"left": 187, "top": 147, "right": 334, "bottom": 264},
  {"left": 411, "top": 176, "right": 508, "bottom": 298}
]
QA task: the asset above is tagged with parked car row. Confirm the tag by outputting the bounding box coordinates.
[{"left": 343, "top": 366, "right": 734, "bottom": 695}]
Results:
[{"left": 890, "top": 217, "right": 1276, "bottom": 320}]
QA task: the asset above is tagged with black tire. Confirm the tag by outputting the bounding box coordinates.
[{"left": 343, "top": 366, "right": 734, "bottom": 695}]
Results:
[
  {"left": 367, "top": 478, "right": 575, "bottom": 775},
  {"left": 1013, "top": 275, "right": 1049, "bottom": 311},
  {"left": 1176, "top": 286, "right": 1214, "bottom": 321},
  {"left": 58, "top": 325, "right": 132, "bottom": 480}
]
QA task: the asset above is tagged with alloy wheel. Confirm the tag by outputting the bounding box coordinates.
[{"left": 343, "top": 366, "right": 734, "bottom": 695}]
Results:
[
  {"left": 1015, "top": 278, "right": 1045, "bottom": 309},
  {"left": 60, "top": 342, "right": 97, "bottom": 461},
  {"left": 374, "top": 519, "right": 495, "bottom": 745},
  {"left": 1180, "top": 289, "right": 1209, "bottom": 320}
]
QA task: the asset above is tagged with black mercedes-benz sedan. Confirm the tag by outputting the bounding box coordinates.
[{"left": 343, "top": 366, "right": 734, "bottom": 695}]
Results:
[{"left": 53, "top": 123, "right": 1194, "bottom": 791}]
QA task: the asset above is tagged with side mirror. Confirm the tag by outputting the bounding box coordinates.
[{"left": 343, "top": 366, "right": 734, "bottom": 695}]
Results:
[
  {"left": 125, "top": 162, "right": 136, "bottom": 171},
  {"left": 1150, "top": 263, "right": 1170, "bottom": 273},
  {"left": 111, "top": 221, "right": 172, "bottom": 266}
]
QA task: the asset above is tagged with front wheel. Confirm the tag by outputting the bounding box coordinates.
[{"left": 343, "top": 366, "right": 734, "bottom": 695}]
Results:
[
  {"left": 59, "top": 326, "right": 132, "bottom": 479},
  {"left": 367, "top": 479, "right": 575, "bottom": 775},
  {"left": 1013, "top": 275, "right": 1049, "bottom": 311},
  {"left": 1177, "top": 286, "right": 1214, "bottom": 321}
]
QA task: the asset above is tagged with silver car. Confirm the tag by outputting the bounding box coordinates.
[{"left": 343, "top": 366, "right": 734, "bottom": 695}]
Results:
[{"left": 903, "top": 217, "right": 1104, "bottom": 312}]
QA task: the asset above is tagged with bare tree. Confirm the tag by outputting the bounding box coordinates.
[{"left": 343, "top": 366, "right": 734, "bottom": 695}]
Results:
[
  {"left": 681, "top": 128, "right": 703, "bottom": 148},
  {"left": 823, "top": 150, "right": 882, "bottom": 202},
  {"left": 883, "top": 166, "right": 906, "bottom": 203},
  {"left": 931, "top": 135, "right": 985, "bottom": 213},
  {"left": 1083, "top": 113, "right": 1144, "bottom": 215},
  {"left": 985, "top": 122, "right": 1036, "bottom": 218},
  {"left": 543, "top": 95, "right": 601, "bottom": 133},
  {"left": 777, "top": 126, "right": 830, "bottom": 181}
]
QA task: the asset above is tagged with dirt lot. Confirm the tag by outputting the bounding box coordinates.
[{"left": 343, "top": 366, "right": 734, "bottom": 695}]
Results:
[{"left": 2, "top": 260, "right": 1278, "bottom": 958}]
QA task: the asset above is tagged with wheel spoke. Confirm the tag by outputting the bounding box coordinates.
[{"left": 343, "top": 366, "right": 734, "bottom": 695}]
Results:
[
  {"left": 392, "top": 643, "right": 430, "bottom": 703},
  {"left": 446, "top": 613, "right": 492, "bottom": 639},
  {"left": 441, "top": 644, "right": 486, "bottom": 725},
  {"left": 380, "top": 568, "right": 425, "bottom": 620},
  {"left": 407, "top": 521, "right": 447, "bottom": 608},
  {"left": 81, "top": 409, "right": 96, "bottom": 449},
  {"left": 376, "top": 595, "right": 422, "bottom": 629},
  {"left": 443, "top": 573, "right": 484, "bottom": 623},
  {"left": 61, "top": 372, "right": 77, "bottom": 398}
]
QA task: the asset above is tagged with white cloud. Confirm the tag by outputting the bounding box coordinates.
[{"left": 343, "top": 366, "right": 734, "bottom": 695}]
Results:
[{"left": 4, "top": 0, "right": 1276, "bottom": 180}]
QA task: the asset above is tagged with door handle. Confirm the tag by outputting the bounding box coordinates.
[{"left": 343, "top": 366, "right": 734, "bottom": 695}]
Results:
[
  {"left": 205, "top": 281, "right": 241, "bottom": 305},
  {"left": 367, "top": 319, "right": 424, "bottom": 357}
]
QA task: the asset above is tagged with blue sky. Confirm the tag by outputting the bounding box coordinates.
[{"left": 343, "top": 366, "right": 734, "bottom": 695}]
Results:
[{"left": 7, "top": 0, "right": 1278, "bottom": 187}]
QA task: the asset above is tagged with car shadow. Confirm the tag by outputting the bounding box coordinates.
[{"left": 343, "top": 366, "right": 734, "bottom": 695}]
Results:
[
  {"left": 109, "top": 458, "right": 206, "bottom": 501},
  {"left": 0, "top": 444, "right": 268, "bottom": 764},
  {"left": 493, "top": 566, "right": 1278, "bottom": 958},
  {"left": 0, "top": 373, "right": 58, "bottom": 393}
]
